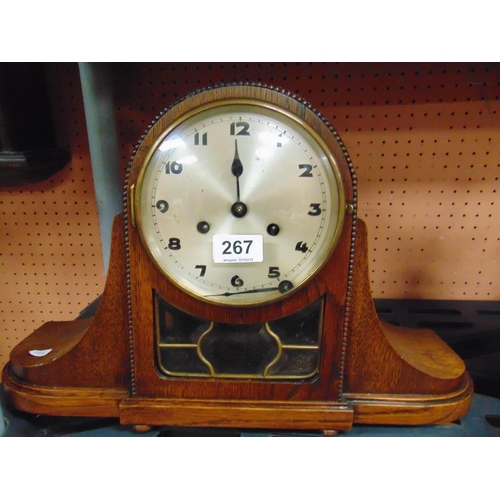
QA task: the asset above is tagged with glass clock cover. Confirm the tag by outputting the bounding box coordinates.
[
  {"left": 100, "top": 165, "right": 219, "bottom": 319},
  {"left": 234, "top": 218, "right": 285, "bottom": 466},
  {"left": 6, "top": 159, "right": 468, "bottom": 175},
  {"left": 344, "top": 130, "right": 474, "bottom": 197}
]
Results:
[{"left": 135, "top": 101, "right": 345, "bottom": 306}]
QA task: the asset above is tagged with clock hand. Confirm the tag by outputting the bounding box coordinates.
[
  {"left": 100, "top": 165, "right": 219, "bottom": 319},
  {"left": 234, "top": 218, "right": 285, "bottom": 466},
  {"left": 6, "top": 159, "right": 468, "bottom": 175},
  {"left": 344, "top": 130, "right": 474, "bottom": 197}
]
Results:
[
  {"left": 205, "top": 281, "right": 293, "bottom": 297},
  {"left": 230, "top": 139, "right": 248, "bottom": 218},
  {"left": 231, "top": 139, "right": 243, "bottom": 202},
  {"left": 205, "top": 287, "right": 279, "bottom": 298}
]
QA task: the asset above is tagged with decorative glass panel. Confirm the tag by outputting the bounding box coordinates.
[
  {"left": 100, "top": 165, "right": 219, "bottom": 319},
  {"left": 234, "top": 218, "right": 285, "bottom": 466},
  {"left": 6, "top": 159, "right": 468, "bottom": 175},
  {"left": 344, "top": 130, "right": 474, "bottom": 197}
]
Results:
[{"left": 155, "top": 292, "right": 322, "bottom": 380}]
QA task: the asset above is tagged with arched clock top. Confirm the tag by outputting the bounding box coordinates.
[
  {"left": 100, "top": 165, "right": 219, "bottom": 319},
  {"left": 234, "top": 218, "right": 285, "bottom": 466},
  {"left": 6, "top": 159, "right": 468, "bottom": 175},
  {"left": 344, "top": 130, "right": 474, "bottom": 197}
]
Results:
[{"left": 125, "top": 83, "right": 356, "bottom": 321}]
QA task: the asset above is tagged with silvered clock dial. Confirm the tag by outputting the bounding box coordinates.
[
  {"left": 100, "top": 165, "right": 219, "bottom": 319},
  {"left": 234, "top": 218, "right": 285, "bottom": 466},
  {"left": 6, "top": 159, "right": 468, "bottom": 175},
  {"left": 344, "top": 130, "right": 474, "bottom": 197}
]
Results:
[{"left": 134, "top": 99, "right": 345, "bottom": 306}]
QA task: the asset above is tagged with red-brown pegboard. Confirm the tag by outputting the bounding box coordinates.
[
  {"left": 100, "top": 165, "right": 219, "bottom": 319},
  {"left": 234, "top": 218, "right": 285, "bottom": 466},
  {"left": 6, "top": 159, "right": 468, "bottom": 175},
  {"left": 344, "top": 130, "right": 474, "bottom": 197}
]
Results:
[
  {"left": 1, "top": 62, "right": 499, "bottom": 369},
  {"left": 111, "top": 62, "right": 499, "bottom": 301}
]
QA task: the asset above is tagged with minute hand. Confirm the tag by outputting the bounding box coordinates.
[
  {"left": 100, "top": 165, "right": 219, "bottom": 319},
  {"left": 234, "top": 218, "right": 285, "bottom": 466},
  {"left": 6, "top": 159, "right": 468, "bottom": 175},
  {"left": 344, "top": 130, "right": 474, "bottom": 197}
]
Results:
[
  {"left": 205, "top": 287, "right": 279, "bottom": 298},
  {"left": 205, "top": 280, "right": 293, "bottom": 298}
]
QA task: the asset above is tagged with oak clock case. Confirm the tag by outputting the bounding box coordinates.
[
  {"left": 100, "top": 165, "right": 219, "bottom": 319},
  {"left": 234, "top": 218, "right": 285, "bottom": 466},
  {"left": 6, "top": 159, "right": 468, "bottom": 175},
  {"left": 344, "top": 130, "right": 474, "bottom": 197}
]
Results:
[{"left": 2, "top": 84, "right": 473, "bottom": 432}]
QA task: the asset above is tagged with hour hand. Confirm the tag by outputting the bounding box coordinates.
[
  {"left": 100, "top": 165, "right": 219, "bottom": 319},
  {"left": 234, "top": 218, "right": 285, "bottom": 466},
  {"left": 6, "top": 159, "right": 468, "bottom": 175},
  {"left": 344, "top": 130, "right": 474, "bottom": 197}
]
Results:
[{"left": 231, "top": 139, "right": 243, "bottom": 201}]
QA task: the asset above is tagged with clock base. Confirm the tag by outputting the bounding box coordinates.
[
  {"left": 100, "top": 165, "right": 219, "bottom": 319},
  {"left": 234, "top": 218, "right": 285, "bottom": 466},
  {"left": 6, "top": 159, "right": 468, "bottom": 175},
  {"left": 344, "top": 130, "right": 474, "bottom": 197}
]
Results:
[
  {"left": 1, "top": 214, "right": 473, "bottom": 431},
  {"left": 2, "top": 364, "right": 472, "bottom": 430}
]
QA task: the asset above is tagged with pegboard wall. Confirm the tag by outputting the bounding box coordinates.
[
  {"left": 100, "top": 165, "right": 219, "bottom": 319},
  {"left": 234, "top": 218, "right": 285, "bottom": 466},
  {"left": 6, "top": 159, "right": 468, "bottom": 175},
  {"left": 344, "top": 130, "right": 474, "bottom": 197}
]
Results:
[{"left": 1, "top": 62, "right": 499, "bottom": 368}]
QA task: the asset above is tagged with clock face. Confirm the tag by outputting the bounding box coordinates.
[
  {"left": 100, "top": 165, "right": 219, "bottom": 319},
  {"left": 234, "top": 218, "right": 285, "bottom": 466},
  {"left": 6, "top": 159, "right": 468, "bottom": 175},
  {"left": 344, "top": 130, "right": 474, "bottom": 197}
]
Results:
[{"left": 135, "top": 100, "right": 345, "bottom": 306}]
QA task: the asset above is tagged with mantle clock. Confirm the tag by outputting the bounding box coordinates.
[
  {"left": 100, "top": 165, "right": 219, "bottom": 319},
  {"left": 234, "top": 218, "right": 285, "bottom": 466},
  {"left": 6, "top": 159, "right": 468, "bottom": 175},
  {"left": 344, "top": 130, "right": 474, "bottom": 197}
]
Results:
[{"left": 2, "top": 83, "right": 472, "bottom": 432}]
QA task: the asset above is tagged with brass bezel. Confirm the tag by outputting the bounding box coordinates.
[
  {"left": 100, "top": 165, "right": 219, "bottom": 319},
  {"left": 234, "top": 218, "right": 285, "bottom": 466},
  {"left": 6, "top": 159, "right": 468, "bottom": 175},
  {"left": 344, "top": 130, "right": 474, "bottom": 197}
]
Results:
[{"left": 133, "top": 94, "right": 346, "bottom": 307}]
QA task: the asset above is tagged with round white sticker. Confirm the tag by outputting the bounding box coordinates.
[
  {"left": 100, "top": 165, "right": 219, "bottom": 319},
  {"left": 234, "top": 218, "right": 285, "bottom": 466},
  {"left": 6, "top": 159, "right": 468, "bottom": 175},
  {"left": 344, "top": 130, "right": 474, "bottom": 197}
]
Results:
[{"left": 29, "top": 349, "right": 53, "bottom": 357}]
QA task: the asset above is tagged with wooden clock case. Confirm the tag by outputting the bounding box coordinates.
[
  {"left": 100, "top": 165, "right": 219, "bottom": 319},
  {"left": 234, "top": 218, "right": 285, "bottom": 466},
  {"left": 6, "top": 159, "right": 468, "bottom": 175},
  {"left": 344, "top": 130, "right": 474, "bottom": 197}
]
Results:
[{"left": 2, "top": 83, "right": 472, "bottom": 432}]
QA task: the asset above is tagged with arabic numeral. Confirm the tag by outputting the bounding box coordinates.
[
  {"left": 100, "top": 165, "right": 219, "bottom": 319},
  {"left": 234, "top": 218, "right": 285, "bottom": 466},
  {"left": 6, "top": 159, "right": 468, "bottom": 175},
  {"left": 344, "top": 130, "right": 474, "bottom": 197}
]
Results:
[
  {"left": 230, "top": 121, "right": 250, "bottom": 136},
  {"left": 268, "top": 267, "right": 280, "bottom": 278},
  {"left": 222, "top": 241, "right": 231, "bottom": 254},
  {"left": 195, "top": 265, "right": 206, "bottom": 277},
  {"left": 155, "top": 200, "right": 169, "bottom": 213},
  {"left": 231, "top": 275, "right": 244, "bottom": 287},
  {"left": 194, "top": 132, "right": 208, "bottom": 146},
  {"left": 295, "top": 241, "right": 309, "bottom": 253},
  {"left": 308, "top": 203, "right": 321, "bottom": 216},
  {"left": 165, "top": 161, "right": 183, "bottom": 174},
  {"left": 298, "top": 164, "right": 313, "bottom": 177},
  {"left": 233, "top": 241, "right": 243, "bottom": 254},
  {"left": 167, "top": 238, "right": 181, "bottom": 250},
  {"left": 222, "top": 240, "right": 253, "bottom": 255}
]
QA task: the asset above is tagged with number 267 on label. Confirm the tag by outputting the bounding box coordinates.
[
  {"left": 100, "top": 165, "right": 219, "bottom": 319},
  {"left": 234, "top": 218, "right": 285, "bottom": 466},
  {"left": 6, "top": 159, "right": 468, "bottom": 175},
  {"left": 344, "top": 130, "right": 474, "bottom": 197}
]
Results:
[{"left": 212, "top": 234, "right": 264, "bottom": 263}]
